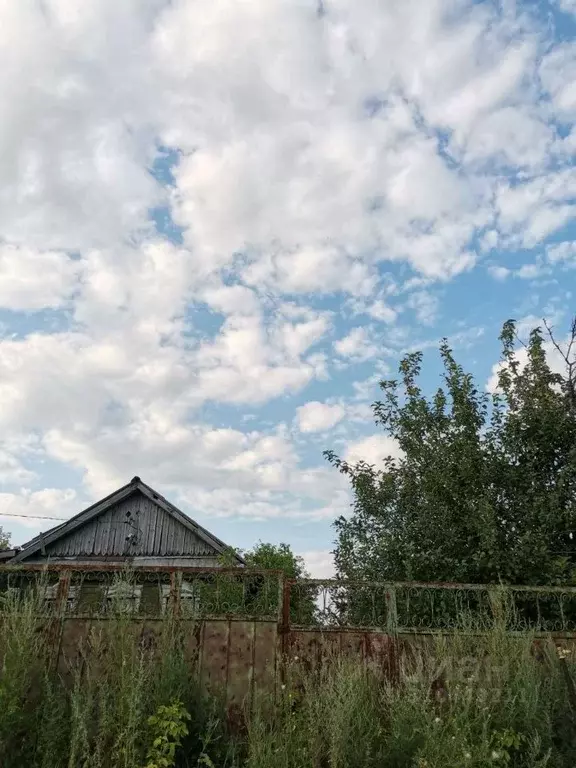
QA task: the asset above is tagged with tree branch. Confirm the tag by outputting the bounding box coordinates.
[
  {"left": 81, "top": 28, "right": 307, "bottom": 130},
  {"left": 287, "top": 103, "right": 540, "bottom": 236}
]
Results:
[{"left": 543, "top": 316, "right": 576, "bottom": 412}]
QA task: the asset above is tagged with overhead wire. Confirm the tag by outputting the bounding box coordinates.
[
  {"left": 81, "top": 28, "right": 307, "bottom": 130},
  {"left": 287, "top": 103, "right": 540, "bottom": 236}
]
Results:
[
  {"left": 0, "top": 513, "right": 68, "bottom": 521},
  {"left": 0, "top": 514, "right": 148, "bottom": 523}
]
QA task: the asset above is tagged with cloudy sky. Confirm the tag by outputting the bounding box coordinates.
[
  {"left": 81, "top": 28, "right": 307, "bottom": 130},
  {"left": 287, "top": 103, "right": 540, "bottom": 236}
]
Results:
[{"left": 0, "top": 0, "right": 575, "bottom": 577}]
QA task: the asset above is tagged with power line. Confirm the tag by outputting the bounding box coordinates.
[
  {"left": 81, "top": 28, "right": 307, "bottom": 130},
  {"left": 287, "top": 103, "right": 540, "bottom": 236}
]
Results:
[
  {"left": 0, "top": 513, "right": 70, "bottom": 521},
  {"left": 0, "top": 514, "right": 148, "bottom": 523}
]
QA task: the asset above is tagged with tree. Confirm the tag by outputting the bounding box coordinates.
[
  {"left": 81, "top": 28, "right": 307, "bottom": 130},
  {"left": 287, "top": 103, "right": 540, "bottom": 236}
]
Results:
[
  {"left": 0, "top": 527, "right": 10, "bottom": 551},
  {"left": 326, "top": 318, "right": 576, "bottom": 589},
  {"left": 218, "top": 542, "right": 317, "bottom": 623},
  {"left": 243, "top": 541, "right": 310, "bottom": 579},
  {"left": 244, "top": 542, "right": 317, "bottom": 623}
]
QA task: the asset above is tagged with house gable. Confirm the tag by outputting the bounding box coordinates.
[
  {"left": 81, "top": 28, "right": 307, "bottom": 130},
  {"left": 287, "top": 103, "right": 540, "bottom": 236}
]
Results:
[{"left": 11, "top": 478, "right": 243, "bottom": 565}]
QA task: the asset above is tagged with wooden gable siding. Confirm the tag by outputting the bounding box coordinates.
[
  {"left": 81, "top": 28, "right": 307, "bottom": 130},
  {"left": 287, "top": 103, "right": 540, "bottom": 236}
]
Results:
[{"left": 44, "top": 492, "right": 219, "bottom": 558}]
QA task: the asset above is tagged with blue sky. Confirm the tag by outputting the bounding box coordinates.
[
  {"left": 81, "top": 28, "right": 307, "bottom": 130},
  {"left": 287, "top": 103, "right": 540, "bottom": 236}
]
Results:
[{"left": 0, "top": 0, "right": 575, "bottom": 577}]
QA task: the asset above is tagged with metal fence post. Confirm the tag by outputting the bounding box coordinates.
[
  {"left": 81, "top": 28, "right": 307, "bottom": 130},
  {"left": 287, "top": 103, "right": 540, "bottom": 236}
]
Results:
[
  {"left": 49, "top": 571, "right": 71, "bottom": 672},
  {"left": 386, "top": 585, "right": 398, "bottom": 634},
  {"left": 279, "top": 576, "right": 292, "bottom": 637},
  {"left": 169, "top": 570, "right": 182, "bottom": 616},
  {"left": 488, "top": 585, "right": 506, "bottom": 630},
  {"left": 278, "top": 575, "right": 292, "bottom": 688},
  {"left": 55, "top": 571, "right": 71, "bottom": 618}
]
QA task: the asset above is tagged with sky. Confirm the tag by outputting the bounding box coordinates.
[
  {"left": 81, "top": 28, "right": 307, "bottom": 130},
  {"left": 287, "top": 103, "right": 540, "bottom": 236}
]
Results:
[{"left": 0, "top": 0, "right": 575, "bottom": 578}]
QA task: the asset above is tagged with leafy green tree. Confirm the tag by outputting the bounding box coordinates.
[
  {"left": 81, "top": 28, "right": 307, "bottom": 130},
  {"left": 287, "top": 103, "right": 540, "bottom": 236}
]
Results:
[
  {"left": 243, "top": 541, "right": 310, "bottom": 579},
  {"left": 0, "top": 527, "right": 10, "bottom": 551},
  {"left": 218, "top": 541, "right": 316, "bottom": 623},
  {"left": 244, "top": 542, "right": 317, "bottom": 623},
  {"left": 327, "top": 318, "right": 576, "bottom": 588},
  {"left": 219, "top": 541, "right": 310, "bottom": 580}
]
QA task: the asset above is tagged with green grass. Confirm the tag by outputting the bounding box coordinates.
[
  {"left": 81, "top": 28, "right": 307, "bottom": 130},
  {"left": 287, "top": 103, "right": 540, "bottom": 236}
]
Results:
[{"left": 2, "top": 582, "right": 576, "bottom": 767}]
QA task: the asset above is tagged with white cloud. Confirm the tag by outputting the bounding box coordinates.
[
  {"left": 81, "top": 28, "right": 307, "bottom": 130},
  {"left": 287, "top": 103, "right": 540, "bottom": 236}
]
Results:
[
  {"left": 540, "top": 43, "right": 576, "bottom": 119},
  {"left": 0, "top": 488, "right": 78, "bottom": 533},
  {"left": 547, "top": 241, "right": 576, "bottom": 265},
  {"left": 480, "top": 230, "right": 499, "bottom": 252},
  {"left": 425, "top": 35, "right": 537, "bottom": 141},
  {"left": 334, "top": 327, "right": 378, "bottom": 361},
  {"left": 557, "top": 0, "right": 576, "bottom": 16},
  {"left": 462, "top": 107, "right": 553, "bottom": 170},
  {"left": 156, "top": 0, "right": 542, "bottom": 283},
  {"left": 352, "top": 374, "right": 383, "bottom": 402},
  {"left": 496, "top": 169, "right": 576, "bottom": 248},
  {"left": 0, "top": 0, "right": 568, "bottom": 284},
  {"left": 488, "top": 265, "right": 511, "bottom": 281},
  {"left": 406, "top": 290, "right": 439, "bottom": 326},
  {"left": 365, "top": 299, "right": 397, "bottom": 324},
  {"left": 523, "top": 206, "right": 576, "bottom": 249},
  {"left": 201, "top": 283, "right": 260, "bottom": 316},
  {"left": 0, "top": 0, "right": 164, "bottom": 252},
  {"left": 516, "top": 263, "right": 546, "bottom": 280},
  {"left": 243, "top": 246, "right": 377, "bottom": 298},
  {"left": 0, "top": 443, "right": 37, "bottom": 485},
  {"left": 296, "top": 401, "right": 345, "bottom": 433},
  {"left": 0, "top": 245, "right": 79, "bottom": 310},
  {"left": 193, "top": 312, "right": 329, "bottom": 404},
  {"left": 489, "top": 242, "right": 576, "bottom": 281},
  {"left": 39, "top": 416, "right": 352, "bottom": 524},
  {"left": 300, "top": 549, "right": 336, "bottom": 579},
  {"left": 345, "top": 434, "right": 403, "bottom": 466},
  {"left": 489, "top": 260, "right": 550, "bottom": 282},
  {"left": 277, "top": 315, "right": 331, "bottom": 358}
]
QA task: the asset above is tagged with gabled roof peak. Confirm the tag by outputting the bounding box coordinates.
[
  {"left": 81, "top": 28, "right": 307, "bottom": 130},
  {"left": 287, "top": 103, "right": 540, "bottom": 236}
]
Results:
[{"left": 10, "top": 478, "right": 245, "bottom": 565}]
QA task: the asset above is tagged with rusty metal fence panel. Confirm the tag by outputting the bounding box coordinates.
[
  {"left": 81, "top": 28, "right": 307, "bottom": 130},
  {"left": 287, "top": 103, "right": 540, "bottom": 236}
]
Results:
[
  {"left": 4, "top": 565, "right": 576, "bottom": 635},
  {"left": 54, "top": 616, "right": 280, "bottom": 705},
  {"left": 286, "top": 578, "right": 576, "bottom": 635},
  {"left": 0, "top": 565, "right": 284, "bottom": 622}
]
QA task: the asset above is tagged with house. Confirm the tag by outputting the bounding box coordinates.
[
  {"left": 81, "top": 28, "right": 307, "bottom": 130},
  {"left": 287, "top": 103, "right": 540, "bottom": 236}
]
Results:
[
  {"left": 1, "top": 477, "right": 247, "bottom": 616},
  {"left": 6, "top": 476, "right": 245, "bottom": 568}
]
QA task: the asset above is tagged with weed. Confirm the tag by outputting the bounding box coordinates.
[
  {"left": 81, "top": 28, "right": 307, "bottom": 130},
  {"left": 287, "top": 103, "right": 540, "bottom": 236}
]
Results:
[
  {"left": 144, "top": 701, "right": 191, "bottom": 768},
  {"left": 1, "top": 578, "right": 576, "bottom": 766}
]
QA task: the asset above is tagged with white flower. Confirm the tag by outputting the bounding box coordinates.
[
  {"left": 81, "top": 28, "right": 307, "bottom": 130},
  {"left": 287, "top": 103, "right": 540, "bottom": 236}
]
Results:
[
  {"left": 281, "top": 684, "right": 286, "bottom": 690},
  {"left": 491, "top": 751, "right": 500, "bottom": 760},
  {"left": 434, "top": 717, "right": 441, "bottom": 724},
  {"left": 464, "top": 753, "right": 471, "bottom": 760},
  {"left": 294, "top": 656, "right": 299, "bottom": 661}
]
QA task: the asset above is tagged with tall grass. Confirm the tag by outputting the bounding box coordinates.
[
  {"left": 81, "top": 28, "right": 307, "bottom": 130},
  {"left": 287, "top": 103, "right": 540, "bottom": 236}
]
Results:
[
  {"left": 2, "top": 578, "right": 576, "bottom": 767},
  {"left": 0, "top": 574, "right": 239, "bottom": 768},
  {"left": 246, "top": 627, "right": 576, "bottom": 768}
]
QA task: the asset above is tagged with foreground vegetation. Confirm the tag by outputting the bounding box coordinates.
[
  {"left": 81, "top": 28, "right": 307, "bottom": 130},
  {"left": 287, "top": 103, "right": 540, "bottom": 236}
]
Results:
[{"left": 2, "top": 587, "right": 576, "bottom": 767}]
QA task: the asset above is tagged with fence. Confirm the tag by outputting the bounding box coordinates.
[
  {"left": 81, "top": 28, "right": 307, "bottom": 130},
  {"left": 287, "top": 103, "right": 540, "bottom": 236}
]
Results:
[
  {"left": 2, "top": 565, "right": 576, "bottom": 704},
  {"left": 288, "top": 578, "right": 576, "bottom": 634},
  {"left": 3, "top": 565, "right": 576, "bottom": 633}
]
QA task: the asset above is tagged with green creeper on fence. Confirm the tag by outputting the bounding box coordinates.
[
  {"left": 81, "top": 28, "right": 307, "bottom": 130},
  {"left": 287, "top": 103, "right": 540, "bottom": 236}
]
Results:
[{"left": 327, "top": 318, "right": 576, "bottom": 588}]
